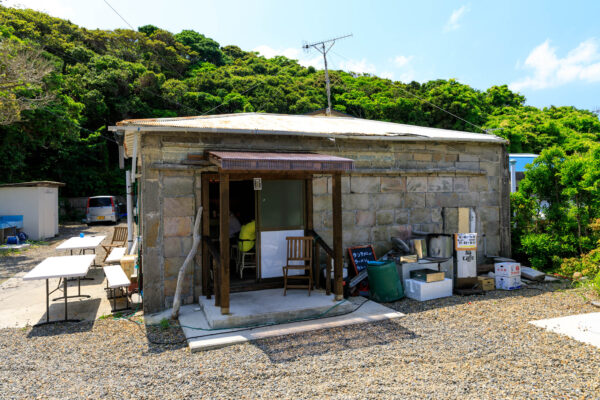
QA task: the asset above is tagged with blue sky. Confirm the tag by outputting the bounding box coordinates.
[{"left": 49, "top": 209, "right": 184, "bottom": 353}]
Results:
[{"left": 5, "top": 0, "right": 600, "bottom": 112}]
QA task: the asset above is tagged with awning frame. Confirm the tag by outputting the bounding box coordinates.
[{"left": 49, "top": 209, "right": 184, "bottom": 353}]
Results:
[{"left": 206, "top": 151, "right": 354, "bottom": 173}]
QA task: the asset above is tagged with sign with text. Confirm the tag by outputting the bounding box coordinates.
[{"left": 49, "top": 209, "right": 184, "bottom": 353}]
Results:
[
  {"left": 348, "top": 245, "right": 377, "bottom": 275},
  {"left": 455, "top": 233, "right": 477, "bottom": 250}
]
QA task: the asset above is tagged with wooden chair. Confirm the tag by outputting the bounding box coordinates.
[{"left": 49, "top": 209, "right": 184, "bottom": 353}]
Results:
[
  {"left": 282, "top": 236, "right": 314, "bottom": 296},
  {"left": 101, "top": 226, "right": 128, "bottom": 263}
]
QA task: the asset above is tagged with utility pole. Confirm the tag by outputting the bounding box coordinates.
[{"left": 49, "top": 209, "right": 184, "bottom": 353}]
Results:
[{"left": 303, "top": 34, "right": 352, "bottom": 116}]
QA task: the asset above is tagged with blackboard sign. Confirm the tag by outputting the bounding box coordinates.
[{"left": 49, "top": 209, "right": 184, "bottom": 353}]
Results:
[{"left": 348, "top": 245, "right": 377, "bottom": 275}]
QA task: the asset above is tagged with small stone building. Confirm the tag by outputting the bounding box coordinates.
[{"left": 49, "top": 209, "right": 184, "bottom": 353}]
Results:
[{"left": 110, "top": 113, "right": 510, "bottom": 313}]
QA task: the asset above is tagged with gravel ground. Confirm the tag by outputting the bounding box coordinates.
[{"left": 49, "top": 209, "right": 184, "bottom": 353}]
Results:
[
  {"left": 0, "top": 222, "right": 124, "bottom": 285},
  {"left": 1, "top": 283, "right": 599, "bottom": 399}
]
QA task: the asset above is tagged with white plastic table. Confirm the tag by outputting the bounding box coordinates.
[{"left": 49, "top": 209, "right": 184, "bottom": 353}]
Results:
[
  {"left": 56, "top": 235, "right": 106, "bottom": 255},
  {"left": 23, "top": 255, "right": 96, "bottom": 325},
  {"left": 56, "top": 235, "right": 106, "bottom": 279}
]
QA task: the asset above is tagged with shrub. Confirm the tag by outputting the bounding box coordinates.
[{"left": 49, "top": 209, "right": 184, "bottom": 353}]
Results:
[
  {"left": 520, "top": 233, "right": 572, "bottom": 270},
  {"left": 591, "top": 271, "right": 600, "bottom": 296},
  {"left": 559, "top": 246, "right": 600, "bottom": 278}
]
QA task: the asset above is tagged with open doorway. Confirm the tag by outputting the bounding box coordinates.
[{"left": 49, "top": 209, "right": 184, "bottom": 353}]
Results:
[{"left": 208, "top": 179, "right": 257, "bottom": 286}]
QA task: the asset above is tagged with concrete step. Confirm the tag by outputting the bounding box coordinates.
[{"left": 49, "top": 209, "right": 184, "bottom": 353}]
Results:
[{"left": 198, "top": 288, "right": 355, "bottom": 329}]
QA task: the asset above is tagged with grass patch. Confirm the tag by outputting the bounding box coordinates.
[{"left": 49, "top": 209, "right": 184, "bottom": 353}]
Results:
[{"left": 159, "top": 318, "right": 170, "bottom": 330}]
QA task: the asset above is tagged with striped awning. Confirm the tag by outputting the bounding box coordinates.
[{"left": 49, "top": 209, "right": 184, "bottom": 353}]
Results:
[{"left": 207, "top": 151, "right": 354, "bottom": 172}]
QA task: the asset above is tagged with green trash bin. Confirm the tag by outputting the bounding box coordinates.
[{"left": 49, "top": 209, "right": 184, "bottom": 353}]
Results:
[{"left": 367, "top": 260, "right": 404, "bottom": 302}]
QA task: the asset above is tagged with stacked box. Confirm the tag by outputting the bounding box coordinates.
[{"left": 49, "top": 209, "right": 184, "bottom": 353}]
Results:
[
  {"left": 404, "top": 278, "right": 453, "bottom": 301},
  {"left": 477, "top": 276, "right": 495, "bottom": 291},
  {"left": 495, "top": 275, "right": 522, "bottom": 290},
  {"left": 495, "top": 262, "right": 520, "bottom": 276},
  {"left": 409, "top": 269, "right": 445, "bottom": 283},
  {"left": 494, "top": 262, "right": 521, "bottom": 290}
]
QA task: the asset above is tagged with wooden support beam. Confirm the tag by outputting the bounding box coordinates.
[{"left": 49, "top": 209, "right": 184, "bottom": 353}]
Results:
[
  {"left": 219, "top": 173, "right": 230, "bottom": 314},
  {"left": 305, "top": 177, "right": 315, "bottom": 288},
  {"left": 332, "top": 173, "right": 343, "bottom": 300},
  {"left": 201, "top": 175, "right": 210, "bottom": 299},
  {"left": 305, "top": 177, "right": 313, "bottom": 231}
]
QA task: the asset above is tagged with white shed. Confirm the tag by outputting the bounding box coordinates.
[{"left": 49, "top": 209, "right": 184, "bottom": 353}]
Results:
[{"left": 0, "top": 181, "right": 65, "bottom": 240}]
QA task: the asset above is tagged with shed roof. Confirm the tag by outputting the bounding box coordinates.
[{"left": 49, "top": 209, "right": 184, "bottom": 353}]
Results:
[
  {"left": 111, "top": 113, "right": 506, "bottom": 148},
  {"left": 0, "top": 181, "right": 65, "bottom": 188}
]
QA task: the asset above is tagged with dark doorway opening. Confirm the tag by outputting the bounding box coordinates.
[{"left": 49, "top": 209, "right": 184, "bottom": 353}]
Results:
[{"left": 208, "top": 179, "right": 257, "bottom": 287}]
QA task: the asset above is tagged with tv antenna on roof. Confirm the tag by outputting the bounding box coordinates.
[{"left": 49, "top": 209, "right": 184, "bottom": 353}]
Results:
[{"left": 303, "top": 34, "right": 352, "bottom": 116}]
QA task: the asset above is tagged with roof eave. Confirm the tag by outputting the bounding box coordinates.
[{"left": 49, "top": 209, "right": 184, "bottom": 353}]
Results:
[{"left": 109, "top": 125, "right": 507, "bottom": 144}]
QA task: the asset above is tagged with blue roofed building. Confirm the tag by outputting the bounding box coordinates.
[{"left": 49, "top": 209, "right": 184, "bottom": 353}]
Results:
[{"left": 509, "top": 153, "right": 539, "bottom": 192}]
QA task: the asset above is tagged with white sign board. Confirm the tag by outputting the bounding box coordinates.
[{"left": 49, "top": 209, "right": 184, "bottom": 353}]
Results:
[{"left": 260, "top": 229, "right": 304, "bottom": 278}]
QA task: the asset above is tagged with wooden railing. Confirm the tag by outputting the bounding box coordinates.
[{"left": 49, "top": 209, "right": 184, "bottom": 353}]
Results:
[{"left": 307, "top": 229, "right": 334, "bottom": 295}]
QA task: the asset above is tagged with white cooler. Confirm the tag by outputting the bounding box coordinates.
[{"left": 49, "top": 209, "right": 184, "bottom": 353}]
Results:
[{"left": 404, "top": 278, "right": 453, "bottom": 301}]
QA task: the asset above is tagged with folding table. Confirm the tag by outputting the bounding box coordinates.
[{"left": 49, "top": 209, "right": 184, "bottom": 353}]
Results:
[
  {"left": 56, "top": 235, "right": 106, "bottom": 280},
  {"left": 56, "top": 235, "right": 106, "bottom": 258},
  {"left": 23, "top": 255, "right": 96, "bottom": 326}
]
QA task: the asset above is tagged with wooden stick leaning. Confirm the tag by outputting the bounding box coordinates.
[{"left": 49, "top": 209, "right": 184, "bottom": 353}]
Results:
[{"left": 171, "top": 206, "right": 202, "bottom": 320}]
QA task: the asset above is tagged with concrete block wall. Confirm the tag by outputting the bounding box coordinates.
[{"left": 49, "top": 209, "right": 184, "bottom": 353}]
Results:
[
  {"left": 311, "top": 142, "right": 505, "bottom": 262},
  {"left": 138, "top": 131, "right": 509, "bottom": 313},
  {"left": 140, "top": 135, "right": 202, "bottom": 312}
]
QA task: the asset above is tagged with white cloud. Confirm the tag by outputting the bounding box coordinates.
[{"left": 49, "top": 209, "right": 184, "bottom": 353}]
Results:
[
  {"left": 337, "top": 58, "right": 377, "bottom": 75},
  {"left": 510, "top": 39, "right": 600, "bottom": 91},
  {"left": 444, "top": 5, "right": 469, "bottom": 32},
  {"left": 253, "top": 45, "right": 380, "bottom": 76},
  {"left": 389, "top": 54, "right": 416, "bottom": 82},
  {"left": 393, "top": 55, "right": 414, "bottom": 68},
  {"left": 380, "top": 71, "right": 395, "bottom": 80},
  {"left": 399, "top": 71, "right": 416, "bottom": 82},
  {"left": 252, "top": 45, "right": 322, "bottom": 68},
  {"left": 253, "top": 45, "right": 300, "bottom": 60}
]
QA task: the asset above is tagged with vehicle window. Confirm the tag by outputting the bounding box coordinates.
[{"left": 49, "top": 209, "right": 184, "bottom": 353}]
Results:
[{"left": 89, "top": 198, "right": 112, "bottom": 207}]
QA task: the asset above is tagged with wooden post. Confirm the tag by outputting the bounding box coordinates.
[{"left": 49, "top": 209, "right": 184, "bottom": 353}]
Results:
[
  {"left": 332, "top": 173, "right": 343, "bottom": 300},
  {"left": 305, "top": 177, "right": 315, "bottom": 287},
  {"left": 201, "top": 175, "right": 210, "bottom": 299},
  {"left": 219, "top": 173, "right": 230, "bottom": 314},
  {"left": 305, "top": 177, "right": 313, "bottom": 231}
]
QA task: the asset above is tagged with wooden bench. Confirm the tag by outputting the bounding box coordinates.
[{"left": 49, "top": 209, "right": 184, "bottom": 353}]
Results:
[{"left": 103, "top": 265, "right": 131, "bottom": 312}]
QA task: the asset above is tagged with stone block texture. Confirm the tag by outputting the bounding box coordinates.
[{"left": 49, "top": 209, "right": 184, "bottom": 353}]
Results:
[{"left": 139, "top": 131, "right": 508, "bottom": 313}]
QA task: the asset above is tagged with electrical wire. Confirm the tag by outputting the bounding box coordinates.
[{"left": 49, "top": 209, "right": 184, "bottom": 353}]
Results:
[
  {"left": 391, "top": 84, "right": 489, "bottom": 133},
  {"left": 112, "top": 297, "right": 370, "bottom": 346},
  {"left": 102, "top": 0, "right": 135, "bottom": 30},
  {"left": 327, "top": 51, "right": 491, "bottom": 134}
]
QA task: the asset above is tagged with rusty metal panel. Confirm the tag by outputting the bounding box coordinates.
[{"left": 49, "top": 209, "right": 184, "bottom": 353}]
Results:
[{"left": 208, "top": 151, "right": 354, "bottom": 172}]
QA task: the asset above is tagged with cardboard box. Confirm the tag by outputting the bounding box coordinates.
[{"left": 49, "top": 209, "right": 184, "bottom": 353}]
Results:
[
  {"left": 120, "top": 255, "right": 136, "bottom": 277},
  {"left": 410, "top": 268, "right": 445, "bottom": 283},
  {"left": 405, "top": 278, "right": 453, "bottom": 301},
  {"left": 400, "top": 254, "right": 418, "bottom": 263},
  {"left": 477, "top": 276, "right": 495, "bottom": 291},
  {"left": 495, "top": 262, "right": 521, "bottom": 277},
  {"left": 495, "top": 275, "right": 522, "bottom": 290}
]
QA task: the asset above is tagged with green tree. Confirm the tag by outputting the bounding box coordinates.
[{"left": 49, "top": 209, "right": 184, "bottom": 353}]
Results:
[{"left": 174, "top": 30, "right": 226, "bottom": 66}]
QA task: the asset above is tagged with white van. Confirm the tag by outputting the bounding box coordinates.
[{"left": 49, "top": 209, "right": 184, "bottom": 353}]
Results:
[{"left": 85, "top": 196, "right": 121, "bottom": 224}]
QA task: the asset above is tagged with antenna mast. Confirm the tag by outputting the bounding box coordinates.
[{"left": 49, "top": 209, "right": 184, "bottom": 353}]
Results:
[{"left": 303, "top": 34, "right": 352, "bottom": 116}]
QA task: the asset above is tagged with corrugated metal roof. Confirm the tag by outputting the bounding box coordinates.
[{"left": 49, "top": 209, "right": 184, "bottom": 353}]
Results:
[
  {"left": 112, "top": 112, "right": 506, "bottom": 144},
  {"left": 208, "top": 151, "right": 354, "bottom": 172}
]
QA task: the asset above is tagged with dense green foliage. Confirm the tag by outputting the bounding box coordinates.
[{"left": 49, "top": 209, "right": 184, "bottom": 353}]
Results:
[
  {"left": 511, "top": 145, "right": 600, "bottom": 288},
  {"left": 1, "top": 5, "right": 599, "bottom": 202}
]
